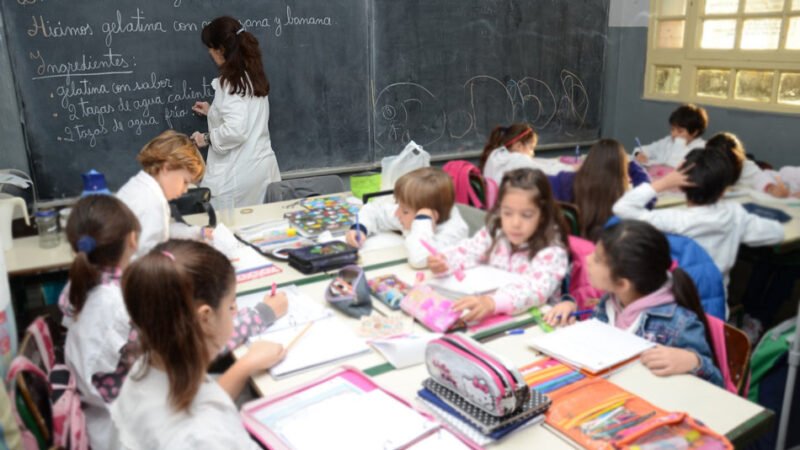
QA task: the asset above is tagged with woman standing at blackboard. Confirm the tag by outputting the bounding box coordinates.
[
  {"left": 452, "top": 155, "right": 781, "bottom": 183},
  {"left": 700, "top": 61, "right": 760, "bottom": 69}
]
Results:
[{"left": 190, "top": 16, "right": 280, "bottom": 208}]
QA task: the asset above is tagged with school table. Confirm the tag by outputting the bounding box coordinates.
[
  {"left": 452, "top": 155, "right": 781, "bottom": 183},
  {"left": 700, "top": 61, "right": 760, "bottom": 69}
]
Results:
[{"left": 238, "top": 261, "right": 772, "bottom": 448}]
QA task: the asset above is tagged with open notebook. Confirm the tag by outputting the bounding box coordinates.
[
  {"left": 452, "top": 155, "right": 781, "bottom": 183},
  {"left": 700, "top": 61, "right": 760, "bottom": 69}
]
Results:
[
  {"left": 212, "top": 223, "right": 281, "bottom": 282},
  {"left": 237, "top": 285, "right": 331, "bottom": 335},
  {"left": 528, "top": 319, "right": 655, "bottom": 374},
  {"left": 427, "top": 265, "right": 526, "bottom": 298}
]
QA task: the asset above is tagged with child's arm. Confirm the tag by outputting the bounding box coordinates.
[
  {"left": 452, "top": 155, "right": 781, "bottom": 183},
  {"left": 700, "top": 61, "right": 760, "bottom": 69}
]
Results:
[
  {"left": 628, "top": 160, "right": 651, "bottom": 187},
  {"left": 492, "top": 245, "right": 569, "bottom": 315},
  {"left": 169, "top": 221, "right": 204, "bottom": 241},
  {"left": 91, "top": 329, "right": 141, "bottom": 403},
  {"left": 633, "top": 136, "right": 670, "bottom": 165},
  {"left": 222, "top": 294, "right": 287, "bottom": 352},
  {"left": 436, "top": 227, "right": 494, "bottom": 275},
  {"left": 217, "top": 340, "right": 285, "bottom": 400},
  {"left": 640, "top": 317, "right": 723, "bottom": 387},
  {"left": 347, "top": 202, "right": 400, "bottom": 247},
  {"left": 405, "top": 208, "right": 469, "bottom": 269},
  {"left": 207, "top": 90, "right": 247, "bottom": 154},
  {"left": 739, "top": 206, "right": 785, "bottom": 247}
]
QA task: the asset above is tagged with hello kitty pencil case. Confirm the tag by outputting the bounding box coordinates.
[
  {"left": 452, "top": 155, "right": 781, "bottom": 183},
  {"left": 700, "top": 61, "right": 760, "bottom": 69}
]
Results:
[{"left": 424, "top": 334, "right": 529, "bottom": 417}]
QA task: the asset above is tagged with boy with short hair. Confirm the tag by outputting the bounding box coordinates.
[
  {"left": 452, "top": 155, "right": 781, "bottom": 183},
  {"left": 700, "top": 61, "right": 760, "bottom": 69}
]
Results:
[{"left": 634, "top": 104, "right": 709, "bottom": 168}]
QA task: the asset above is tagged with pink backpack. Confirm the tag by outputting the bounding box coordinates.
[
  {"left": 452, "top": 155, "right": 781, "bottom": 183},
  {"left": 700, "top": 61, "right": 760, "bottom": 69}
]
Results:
[
  {"left": 442, "top": 160, "right": 497, "bottom": 210},
  {"left": 566, "top": 236, "right": 604, "bottom": 311}
]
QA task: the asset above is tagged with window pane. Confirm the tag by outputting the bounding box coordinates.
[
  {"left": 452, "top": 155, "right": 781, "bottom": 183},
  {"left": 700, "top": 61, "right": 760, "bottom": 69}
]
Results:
[
  {"left": 705, "top": 0, "right": 740, "bottom": 14},
  {"left": 697, "top": 69, "right": 731, "bottom": 98},
  {"left": 794, "top": 0, "right": 800, "bottom": 10},
  {"left": 659, "top": 0, "right": 687, "bottom": 15},
  {"left": 741, "top": 19, "right": 782, "bottom": 49},
  {"left": 788, "top": 17, "right": 800, "bottom": 49},
  {"left": 735, "top": 70, "right": 774, "bottom": 102},
  {"left": 701, "top": 20, "right": 737, "bottom": 49},
  {"left": 655, "top": 66, "right": 682, "bottom": 94},
  {"left": 657, "top": 20, "right": 685, "bottom": 48},
  {"left": 744, "top": 0, "right": 784, "bottom": 12},
  {"left": 778, "top": 72, "right": 800, "bottom": 104}
]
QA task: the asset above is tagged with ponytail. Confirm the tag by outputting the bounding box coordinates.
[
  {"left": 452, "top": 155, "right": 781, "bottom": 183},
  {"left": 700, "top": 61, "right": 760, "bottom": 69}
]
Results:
[
  {"left": 671, "top": 268, "right": 720, "bottom": 368},
  {"left": 65, "top": 196, "right": 140, "bottom": 315},
  {"left": 479, "top": 123, "right": 536, "bottom": 170},
  {"left": 122, "top": 240, "right": 236, "bottom": 412}
]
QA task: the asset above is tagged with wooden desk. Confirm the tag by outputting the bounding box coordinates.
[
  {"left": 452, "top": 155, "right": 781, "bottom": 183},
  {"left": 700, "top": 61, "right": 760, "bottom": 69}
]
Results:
[{"left": 243, "top": 262, "right": 772, "bottom": 448}]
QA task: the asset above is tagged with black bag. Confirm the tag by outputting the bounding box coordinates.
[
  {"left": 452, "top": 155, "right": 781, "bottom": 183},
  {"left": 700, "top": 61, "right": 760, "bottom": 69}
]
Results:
[
  {"left": 287, "top": 241, "right": 358, "bottom": 274},
  {"left": 169, "top": 187, "right": 216, "bottom": 228}
]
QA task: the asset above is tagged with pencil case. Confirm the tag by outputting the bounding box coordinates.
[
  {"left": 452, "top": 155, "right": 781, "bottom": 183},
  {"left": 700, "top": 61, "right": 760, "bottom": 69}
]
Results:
[
  {"left": 611, "top": 412, "right": 732, "bottom": 450},
  {"left": 287, "top": 241, "right": 358, "bottom": 274},
  {"left": 324, "top": 265, "right": 372, "bottom": 318},
  {"left": 368, "top": 274, "right": 410, "bottom": 310},
  {"left": 400, "top": 285, "right": 465, "bottom": 333},
  {"left": 425, "top": 334, "right": 529, "bottom": 417}
]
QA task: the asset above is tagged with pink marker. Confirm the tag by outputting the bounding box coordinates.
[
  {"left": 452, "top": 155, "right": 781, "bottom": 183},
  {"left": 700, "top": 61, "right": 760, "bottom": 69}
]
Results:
[
  {"left": 419, "top": 239, "right": 439, "bottom": 255},
  {"left": 416, "top": 271, "right": 425, "bottom": 284},
  {"left": 270, "top": 282, "right": 277, "bottom": 297},
  {"left": 454, "top": 264, "right": 466, "bottom": 282}
]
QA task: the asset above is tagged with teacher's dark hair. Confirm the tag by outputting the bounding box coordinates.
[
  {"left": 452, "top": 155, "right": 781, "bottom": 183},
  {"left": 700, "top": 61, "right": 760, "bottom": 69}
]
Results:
[{"left": 202, "top": 16, "right": 270, "bottom": 97}]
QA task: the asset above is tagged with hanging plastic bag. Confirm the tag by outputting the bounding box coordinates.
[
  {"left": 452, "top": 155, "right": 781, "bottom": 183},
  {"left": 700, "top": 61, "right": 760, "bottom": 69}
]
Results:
[{"left": 380, "top": 141, "right": 430, "bottom": 190}]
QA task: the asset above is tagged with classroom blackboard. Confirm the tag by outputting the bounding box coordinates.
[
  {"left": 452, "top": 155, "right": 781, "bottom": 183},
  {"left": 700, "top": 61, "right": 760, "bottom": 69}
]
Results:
[{"left": 0, "top": 0, "right": 608, "bottom": 199}]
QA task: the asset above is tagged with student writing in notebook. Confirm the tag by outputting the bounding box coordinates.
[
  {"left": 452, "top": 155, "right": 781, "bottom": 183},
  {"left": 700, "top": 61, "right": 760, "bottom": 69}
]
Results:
[
  {"left": 111, "top": 240, "right": 284, "bottom": 449},
  {"left": 480, "top": 123, "right": 574, "bottom": 186},
  {"left": 117, "top": 130, "right": 212, "bottom": 258},
  {"left": 59, "top": 196, "right": 141, "bottom": 449},
  {"left": 546, "top": 220, "right": 723, "bottom": 387},
  {"left": 633, "top": 104, "right": 708, "bottom": 168},
  {"left": 346, "top": 167, "right": 468, "bottom": 268},
  {"left": 428, "top": 168, "right": 569, "bottom": 322}
]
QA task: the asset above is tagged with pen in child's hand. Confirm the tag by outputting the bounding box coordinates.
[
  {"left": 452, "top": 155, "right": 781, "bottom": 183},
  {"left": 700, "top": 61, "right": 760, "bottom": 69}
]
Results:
[
  {"left": 270, "top": 282, "right": 277, "bottom": 297},
  {"left": 635, "top": 137, "right": 643, "bottom": 153},
  {"left": 419, "top": 239, "right": 438, "bottom": 255},
  {"left": 556, "top": 309, "right": 594, "bottom": 321},
  {"left": 574, "top": 145, "right": 580, "bottom": 163}
]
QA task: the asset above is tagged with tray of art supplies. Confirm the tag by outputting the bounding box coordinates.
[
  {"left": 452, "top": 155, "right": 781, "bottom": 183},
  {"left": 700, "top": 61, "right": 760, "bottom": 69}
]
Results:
[
  {"left": 240, "top": 367, "right": 477, "bottom": 450},
  {"left": 283, "top": 195, "right": 360, "bottom": 238},
  {"left": 234, "top": 219, "right": 315, "bottom": 261},
  {"left": 211, "top": 224, "right": 282, "bottom": 283},
  {"left": 519, "top": 357, "right": 586, "bottom": 395}
]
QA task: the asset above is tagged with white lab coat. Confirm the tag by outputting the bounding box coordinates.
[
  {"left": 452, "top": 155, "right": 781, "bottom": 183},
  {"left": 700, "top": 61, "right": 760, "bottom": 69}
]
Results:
[
  {"left": 357, "top": 202, "right": 469, "bottom": 268},
  {"left": 116, "top": 170, "right": 200, "bottom": 259},
  {"left": 65, "top": 283, "right": 130, "bottom": 450},
  {"left": 483, "top": 146, "right": 574, "bottom": 187},
  {"left": 612, "top": 183, "right": 785, "bottom": 287},
  {"left": 202, "top": 77, "right": 281, "bottom": 208},
  {"left": 110, "top": 360, "right": 260, "bottom": 450},
  {"left": 632, "top": 135, "right": 706, "bottom": 168}
]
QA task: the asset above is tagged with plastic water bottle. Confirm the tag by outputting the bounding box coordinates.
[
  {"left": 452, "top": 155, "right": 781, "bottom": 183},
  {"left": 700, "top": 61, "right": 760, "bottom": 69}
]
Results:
[{"left": 36, "top": 208, "right": 60, "bottom": 248}]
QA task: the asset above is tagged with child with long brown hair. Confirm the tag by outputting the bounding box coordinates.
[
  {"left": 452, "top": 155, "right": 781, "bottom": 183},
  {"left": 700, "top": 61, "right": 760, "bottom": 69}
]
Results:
[
  {"left": 111, "top": 240, "right": 284, "bottom": 449},
  {"left": 61, "top": 195, "right": 140, "bottom": 449},
  {"left": 346, "top": 167, "right": 468, "bottom": 268},
  {"left": 546, "top": 220, "right": 723, "bottom": 386},
  {"left": 190, "top": 15, "right": 281, "bottom": 207},
  {"left": 428, "top": 168, "right": 570, "bottom": 322},
  {"left": 117, "top": 129, "right": 207, "bottom": 258},
  {"left": 480, "top": 123, "right": 573, "bottom": 186}
]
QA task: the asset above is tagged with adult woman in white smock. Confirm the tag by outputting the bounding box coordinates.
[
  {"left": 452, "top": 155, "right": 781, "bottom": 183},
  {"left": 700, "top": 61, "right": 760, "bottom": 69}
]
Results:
[{"left": 191, "top": 16, "right": 280, "bottom": 208}]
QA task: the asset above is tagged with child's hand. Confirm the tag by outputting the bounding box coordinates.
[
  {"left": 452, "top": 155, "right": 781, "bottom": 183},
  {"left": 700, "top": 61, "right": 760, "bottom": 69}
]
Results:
[
  {"left": 640, "top": 345, "right": 699, "bottom": 377},
  {"left": 263, "top": 291, "right": 288, "bottom": 318},
  {"left": 345, "top": 229, "right": 365, "bottom": 248},
  {"left": 241, "top": 341, "right": 286, "bottom": 373},
  {"left": 427, "top": 254, "right": 449, "bottom": 274},
  {"left": 766, "top": 180, "right": 790, "bottom": 198},
  {"left": 543, "top": 301, "right": 577, "bottom": 327},
  {"left": 453, "top": 295, "right": 495, "bottom": 322},
  {"left": 201, "top": 226, "right": 214, "bottom": 241},
  {"left": 652, "top": 164, "right": 695, "bottom": 193},
  {"left": 635, "top": 152, "right": 649, "bottom": 165},
  {"left": 416, "top": 208, "right": 439, "bottom": 225},
  {"left": 192, "top": 101, "right": 210, "bottom": 116},
  {"left": 190, "top": 131, "right": 208, "bottom": 148}
]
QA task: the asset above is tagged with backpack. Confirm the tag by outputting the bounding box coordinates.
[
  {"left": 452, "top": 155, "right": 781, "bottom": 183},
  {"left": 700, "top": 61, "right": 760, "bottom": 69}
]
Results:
[
  {"left": 565, "top": 236, "right": 604, "bottom": 311},
  {"left": 50, "top": 364, "right": 88, "bottom": 450},
  {"left": 442, "top": 160, "right": 497, "bottom": 210}
]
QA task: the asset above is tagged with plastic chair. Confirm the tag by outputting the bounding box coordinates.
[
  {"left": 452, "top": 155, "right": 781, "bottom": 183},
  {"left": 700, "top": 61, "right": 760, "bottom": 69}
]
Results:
[
  {"left": 723, "top": 323, "right": 751, "bottom": 395},
  {"left": 557, "top": 202, "right": 581, "bottom": 236},
  {"left": 455, "top": 203, "right": 487, "bottom": 236},
  {"left": 263, "top": 175, "right": 345, "bottom": 203}
]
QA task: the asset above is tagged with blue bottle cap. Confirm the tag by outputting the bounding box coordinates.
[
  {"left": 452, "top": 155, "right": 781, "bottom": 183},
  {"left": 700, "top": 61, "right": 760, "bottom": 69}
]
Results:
[{"left": 81, "top": 169, "right": 111, "bottom": 196}]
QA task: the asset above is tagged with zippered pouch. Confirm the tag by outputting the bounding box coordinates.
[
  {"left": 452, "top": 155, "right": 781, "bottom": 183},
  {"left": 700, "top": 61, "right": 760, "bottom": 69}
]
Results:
[
  {"left": 425, "top": 334, "right": 529, "bottom": 417},
  {"left": 400, "top": 285, "right": 465, "bottom": 332},
  {"left": 368, "top": 274, "right": 410, "bottom": 310}
]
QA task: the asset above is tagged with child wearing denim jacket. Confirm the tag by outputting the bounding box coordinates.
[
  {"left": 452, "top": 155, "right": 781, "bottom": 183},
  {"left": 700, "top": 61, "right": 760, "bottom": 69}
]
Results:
[
  {"left": 547, "top": 220, "right": 723, "bottom": 387},
  {"left": 428, "top": 168, "right": 569, "bottom": 322}
]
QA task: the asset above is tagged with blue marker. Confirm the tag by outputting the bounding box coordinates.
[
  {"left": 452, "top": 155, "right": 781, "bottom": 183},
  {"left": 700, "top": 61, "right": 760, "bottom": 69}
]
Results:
[
  {"left": 354, "top": 212, "right": 361, "bottom": 244},
  {"left": 506, "top": 328, "right": 526, "bottom": 335},
  {"left": 574, "top": 145, "right": 580, "bottom": 163}
]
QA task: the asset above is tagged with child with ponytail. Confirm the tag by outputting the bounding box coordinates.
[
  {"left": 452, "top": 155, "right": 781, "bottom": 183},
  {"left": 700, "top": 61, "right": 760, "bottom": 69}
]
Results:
[
  {"left": 111, "top": 240, "right": 284, "bottom": 449},
  {"left": 61, "top": 195, "right": 141, "bottom": 449},
  {"left": 480, "top": 123, "right": 573, "bottom": 186},
  {"left": 545, "top": 220, "right": 723, "bottom": 386}
]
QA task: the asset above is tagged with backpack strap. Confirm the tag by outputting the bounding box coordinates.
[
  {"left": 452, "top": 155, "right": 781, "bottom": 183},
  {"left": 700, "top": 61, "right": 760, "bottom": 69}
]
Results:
[
  {"left": 49, "top": 364, "right": 89, "bottom": 450},
  {"left": 26, "top": 317, "right": 55, "bottom": 374},
  {"left": 7, "top": 356, "right": 47, "bottom": 383}
]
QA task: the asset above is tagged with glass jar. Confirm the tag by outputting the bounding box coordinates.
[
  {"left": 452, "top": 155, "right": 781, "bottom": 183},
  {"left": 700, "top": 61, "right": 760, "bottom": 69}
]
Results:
[{"left": 35, "top": 208, "right": 60, "bottom": 249}]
